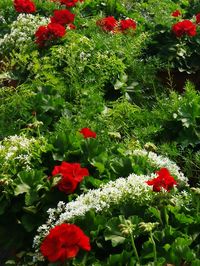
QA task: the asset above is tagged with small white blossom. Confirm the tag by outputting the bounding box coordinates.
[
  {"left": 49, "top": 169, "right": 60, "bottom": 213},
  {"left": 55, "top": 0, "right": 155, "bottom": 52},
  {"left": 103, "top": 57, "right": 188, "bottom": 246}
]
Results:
[
  {"left": 0, "top": 14, "right": 49, "bottom": 53},
  {"left": 131, "top": 149, "right": 188, "bottom": 184}
]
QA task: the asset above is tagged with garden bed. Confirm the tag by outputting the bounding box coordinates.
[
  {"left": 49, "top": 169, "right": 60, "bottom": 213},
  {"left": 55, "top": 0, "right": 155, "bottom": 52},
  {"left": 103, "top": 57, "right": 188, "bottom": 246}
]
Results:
[{"left": 0, "top": 0, "right": 200, "bottom": 265}]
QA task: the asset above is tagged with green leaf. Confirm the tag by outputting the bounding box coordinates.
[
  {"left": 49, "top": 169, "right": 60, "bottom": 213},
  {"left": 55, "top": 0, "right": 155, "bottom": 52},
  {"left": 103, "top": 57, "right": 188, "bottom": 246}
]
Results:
[
  {"left": 192, "top": 259, "right": 200, "bottom": 266},
  {"left": 91, "top": 161, "right": 105, "bottom": 173},
  {"left": 148, "top": 207, "right": 162, "bottom": 222},
  {"left": 174, "top": 213, "right": 194, "bottom": 224},
  {"left": 14, "top": 183, "right": 30, "bottom": 196},
  {"left": 107, "top": 250, "right": 135, "bottom": 266},
  {"left": 5, "top": 260, "right": 16, "bottom": 265},
  {"left": 104, "top": 217, "right": 126, "bottom": 247},
  {"left": 104, "top": 234, "right": 126, "bottom": 247}
]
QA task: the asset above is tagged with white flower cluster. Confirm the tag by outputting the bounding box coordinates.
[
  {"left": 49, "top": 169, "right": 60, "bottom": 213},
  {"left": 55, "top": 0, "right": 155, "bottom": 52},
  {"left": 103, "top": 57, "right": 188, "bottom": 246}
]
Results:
[
  {"left": 0, "top": 14, "right": 49, "bottom": 53},
  {"left": 0, "top": 135, "right": 45, "bottom": 171},
  {"left": 131, "top": 149, "right": 188, "bottom": 185}
]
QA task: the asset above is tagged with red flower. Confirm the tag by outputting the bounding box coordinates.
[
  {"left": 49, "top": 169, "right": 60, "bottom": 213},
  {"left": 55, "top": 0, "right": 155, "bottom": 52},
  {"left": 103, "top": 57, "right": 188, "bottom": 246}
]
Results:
[
  {"left": 172, "top": 20, "right": 197, "bottom": 37},
  {"left": 50, "top": 9, "right": 75, "bottom": 26},
  {"left": 119, "top": 18, "right": 137, "bottom": 32},
  {"left": 14, "top": 0, "right": 36, "bottom": 13},
  {"left": 52, "top": 162, "right": 89, "bottom": 193},
  {"left": 79, "top": 128, "right": 97, "bottom": 138},
  {"left": 96, "top": 16, "right": 118, "bottom": 32},
  {"left": 146, "top": 168, "right": 177, "bottom": 192},
  {"left": 196, "top": 13, "right": 200, "bottom": 24},
  {"left": 35, "top": 23, "right": 66, "bottom": 47},
  {"left": 60, "top": 0, "right": 79, "bottom": 7},
  {"left": 171, "top": 10, "right": 181, "bottom": 17},
  {"left": 40, "top": 223, "right": 91, "bottom": 263}
]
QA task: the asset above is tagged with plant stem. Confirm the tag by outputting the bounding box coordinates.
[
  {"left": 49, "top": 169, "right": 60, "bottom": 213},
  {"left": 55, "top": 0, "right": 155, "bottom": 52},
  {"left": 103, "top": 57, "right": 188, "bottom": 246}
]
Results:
[
  {"left": 163, "top": 206, "right": 169, "bottom": 226},
  {"left": 80, "top": 253, "right": 88, "bottom": 265},
  {"left": 150, "top": 231, "right": 157, "bottom": 264},
  {"left": 130, "top": 234, "right": 140, "bottom": 265},
  {"left": 197, "top": 200, "right": 199, "bottom": 216}
]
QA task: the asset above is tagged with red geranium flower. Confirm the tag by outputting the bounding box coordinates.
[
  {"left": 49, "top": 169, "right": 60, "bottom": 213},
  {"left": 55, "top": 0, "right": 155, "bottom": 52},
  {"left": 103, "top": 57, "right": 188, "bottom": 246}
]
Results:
[
  {"left": 40, "top": 223, "right": 91, "bottom": 263},
  {"left": 119, "top": 18, "right": 137, "bottom": 32},
  {"left": 172, "top": 20, "right": 197, "bottom": 37},
  {"left": 196, "top": 13, "right": 200, "bottom": 24},
  {"left": 146, "top": 168, "right": 177, "bottom": 192},
  {"left": 96, "top": 16, "right": 118, "bottom": 32},
  {"left": 60, "top": 0, "right": 79, "bottom": 7},
  {"left": 14, "top": 0, "right": 36, "bottom": 13},
  {"left": 52, "top": 162, "right": 89, "bottom": 193},
  {"left": 79, "top": 128, "right": 97, "bottom": 138},
  {"left": 171, "top": 10, "right": 181, "bottom": 17},
  {"left": 50, "top": 9, "right": 75, "bottom": 25},
  {"left": 35, "top": 22, "right": 66, "bottom": 47}
]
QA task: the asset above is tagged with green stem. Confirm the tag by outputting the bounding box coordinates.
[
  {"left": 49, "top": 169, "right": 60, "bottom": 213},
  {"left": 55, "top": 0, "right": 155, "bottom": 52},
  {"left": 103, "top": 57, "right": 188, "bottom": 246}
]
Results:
[
  {"left": 197, "top": 200, "right": 199, "bottom": 216},
  {"left": 80, "top": 253, "right": 88, "bottom": 265},
  {"left": 130, "top": 234, "right": 140, "bottom": 265},
  {"left": 163, "top": 207, "right": 169, "bottom": 226},
  {"left": 150, "top": 231, "right": 157, "bottom": 265}
]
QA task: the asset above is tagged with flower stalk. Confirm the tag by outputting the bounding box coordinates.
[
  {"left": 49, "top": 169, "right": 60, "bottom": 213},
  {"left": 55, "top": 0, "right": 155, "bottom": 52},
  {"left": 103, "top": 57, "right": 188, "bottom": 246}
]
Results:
[
  {"left": 150, "top": 231, "right": 157, "bottom": 264},
  {"left": 130, "top": 233, "right": 140, "bottom": 265}
]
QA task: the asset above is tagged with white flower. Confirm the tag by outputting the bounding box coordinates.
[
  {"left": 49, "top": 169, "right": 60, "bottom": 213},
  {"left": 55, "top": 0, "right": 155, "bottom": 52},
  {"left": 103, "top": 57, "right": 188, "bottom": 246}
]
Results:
[{"left": 0, "top": 14, "right": 49, "bottom": 53}]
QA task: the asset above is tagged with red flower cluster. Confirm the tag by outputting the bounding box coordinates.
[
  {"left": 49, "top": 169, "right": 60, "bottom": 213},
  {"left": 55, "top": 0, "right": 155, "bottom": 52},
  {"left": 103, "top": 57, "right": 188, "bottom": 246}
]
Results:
[
  {"left": 146, "top": 168, "right": 177, "bottom": 192},
  {"left": 52, "top": 162, "right": 89, "bottom": 194},
  {"left": 196, "top": 13, "right": 200, "bottom": 24},
  {"left": 97, "top": 16, "right": 137, "bottom": 33},
  {"left": 35, "top": 22, "right": 66, "bottom": 47},
  {"left": 172, "top": 20, "right": 197, "bottom": 37},
  {"left": 50, "top": 9, "right": 75, "bottom": 26},
  {"left": 14, "top": 0, "right": 36, "bottom": 13},
  {"left": 40, "top": 223, "right": 91, "bottom": 263},
  {"left": 80, "top": 128, "right": 97, "bottom": 138},
  {"left": 120, "top": 18, "right": 137, "bottom": 32},
  {"left": 60, "top": 0, "right": 83, "bottom": 8},
  {"left": 171, "top": 10, "right": 181, "bottom": 17},
  {"left": 96, "top": 16, "right": 118, "bottom": 32}
]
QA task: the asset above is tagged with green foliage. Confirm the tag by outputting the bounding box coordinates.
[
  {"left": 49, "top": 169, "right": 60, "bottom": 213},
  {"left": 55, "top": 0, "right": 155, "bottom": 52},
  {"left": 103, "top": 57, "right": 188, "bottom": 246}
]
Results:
[{"left": 0, "top": 87, "right": 36, "bottom": 138}]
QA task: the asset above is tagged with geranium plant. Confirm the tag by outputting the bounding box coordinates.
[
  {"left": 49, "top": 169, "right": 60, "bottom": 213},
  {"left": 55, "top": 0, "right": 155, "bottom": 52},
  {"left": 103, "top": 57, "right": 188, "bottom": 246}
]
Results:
[{"left": 146, "top": 11, "right": 200, "bottom": 74}]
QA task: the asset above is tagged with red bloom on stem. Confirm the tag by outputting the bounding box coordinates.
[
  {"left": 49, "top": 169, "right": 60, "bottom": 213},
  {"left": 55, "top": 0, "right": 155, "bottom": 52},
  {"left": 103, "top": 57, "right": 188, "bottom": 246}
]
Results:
[
  {"left": 119, "top": 18, "right": 137, "bottom": 32},
  {"left": 172, "top": 20, "right": 197, "bottom": 37},
  {"left": 50, "top": 9, "right": 75, "bottom": 26},
  {"left": 35, "top": 23, "right": 66, "bottom": 47},
  {"left": 196, "top": 13, "right": 200, "bottom": 24},
  {"left": 40, "top": 223, "right": 91, "bottom": 263},
  {"left": 79, "top": 128, "right": 97, "bottom": 138},
  {"left": 60, "top": 0, "right": 79, "bottom": 7},
  {"left": 14, "top": 0, "right": 36, "bottom": 13},
  {"left": 171, "top": 10, "right": 181, "bottom": 17},
  {"left": 96, "top": 16, "right": 118, "bottom": 32},
  {"left": 52, "top": 162, "right": 89, "bottom": 194},
  {"left": 146, "top": 168, "right": 177, "bottom": 192}
]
